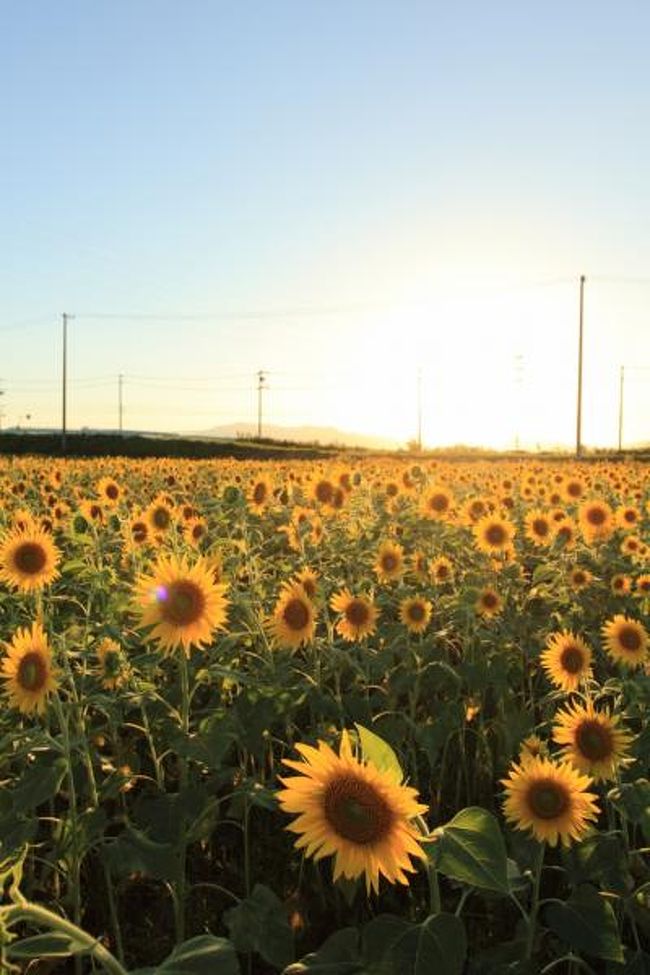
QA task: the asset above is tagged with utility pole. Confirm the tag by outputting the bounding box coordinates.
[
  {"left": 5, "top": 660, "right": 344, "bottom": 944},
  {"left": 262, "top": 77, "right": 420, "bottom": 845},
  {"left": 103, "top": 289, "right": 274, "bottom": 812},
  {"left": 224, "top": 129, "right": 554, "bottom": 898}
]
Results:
[
  {"left": 0, "top": 381, "right": 4, "bottom": 432},
  {"left": 575, "top": 275, "right": 585, "bottom": 459},
  {"left": 61, "top": 312, "right": 74, "bottom": 454},
  {"left": 257, "top": 370, "right": 266, "bottom": 438},
  {"left": 618, "top": 365, "right": 624, "bottom": 453},
  {"left": 118, "top": 373, "right": 124, "bottom": 434},
  {"left": 416, "top": 369, "right": 422, "bottom": 450}
]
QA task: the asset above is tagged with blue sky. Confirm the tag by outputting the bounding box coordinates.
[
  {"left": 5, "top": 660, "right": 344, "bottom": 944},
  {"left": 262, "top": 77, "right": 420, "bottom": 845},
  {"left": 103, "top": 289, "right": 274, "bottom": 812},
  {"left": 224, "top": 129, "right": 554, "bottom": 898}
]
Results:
[{"left": 2, "top": 1, "right": 650, "bottom": 446}]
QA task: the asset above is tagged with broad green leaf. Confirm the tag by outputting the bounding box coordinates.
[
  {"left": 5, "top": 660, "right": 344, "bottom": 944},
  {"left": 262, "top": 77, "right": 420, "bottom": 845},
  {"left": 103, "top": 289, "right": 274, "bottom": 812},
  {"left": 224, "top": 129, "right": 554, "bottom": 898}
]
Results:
[
  {"left": 355, "top": 724, "right": 403, "bottom": 783},
  {"left": 102, "top": 825, "right": 178, "bottom": 881},
  {"left": 546, "top": 884, "right": 624, "bottom": 963},
  {"left": 376, "top": 915, "right": 466, "bottom": 975},
  {"left": 362, "top": 914, "right": 410, "bottom": 970},
  {"left": 7, "top": 932, "right": 90, "bottom": 959},
  {"left": 434, "top": 806, "right": 509, "bottom": 893},
  {"left": 11, "top": 756, "right": 68, "bottom": 814},
  {"left": 131, "top": 935, "right": 240, "bottom": 975},
  {"left": 224, "top": 883, "right": 293, "bottom": 969},
  {"left": 284, "top": 927, "right": 361, "bottom": 973}
]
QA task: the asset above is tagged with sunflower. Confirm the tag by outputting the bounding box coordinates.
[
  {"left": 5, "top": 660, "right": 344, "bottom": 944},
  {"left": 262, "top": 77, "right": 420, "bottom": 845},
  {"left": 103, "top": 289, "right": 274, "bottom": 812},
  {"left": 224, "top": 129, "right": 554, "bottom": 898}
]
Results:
[
  {"left": 601, "top": 615, "right": 648, "bottom": 668},
  {"left": 419, "top": 485, "right": 454, "bottom": 521},
  {"left": 552, "top": 699, "right": 633, "bottom": 782},
  {"left": 569, "top": 566, "right": 593, "bottom": 591},
  {"left": 311, "top": 477, "right": 336, "bottom": 509},
  {"left": 616, "top": 505, "right": 641, "bottom": 532},
  {"left": 267, "top": 583, "right": 316, "bottom": 650},
  {"left": 183, "top": 516, "right": 208, "bottom": 549},
  {"left": 373, "top": 541, "right": 405, "bottom": 584},
  {"left": 518, "top": 735, "right": 549, "bottom": 763},
  {"left": 610, "top": 573, "right": 631, "bottom": 595},
  {"left": 524, "top": 510, "right": 554, "bottom": 548},
  {"left": 133, "top": 554, "right": 229, "bottom": 655},
  {"left": 430, "top": 555, "right": 454, "bottom": 585},
  {"left": 410, "top": 550, "right": 429, "bottom": 583},
  {"left": 399, "top": 596, "right": 432, "bottom": 634},
  {"left": 476, "top": 586, "right": 502, "bottom": 618},
  {"left": 578, "top": 499, "right": 614, "bottom": 544},
  {"left": 248, "top": 476, "right": 273, "bottom": 514},
  {"left": 277, "top": 730, "right": 428, "bottom": 894},
  {"left": 1, "top": 622, "right": 58, "bottom": 715},
  {"left": 540, "top": 631, "right": 592, "bottom": 692},
  {"left": 97, "top": 477, "right": 123, "bottom": 507},
  {"left": 501, "top": 755, "right": 599, "bottom": 847},
  {"left": 330, "top": 589, "right": 379, "bottom": 642},
  {"left": 0, "top": 525, "right": 60, "bottom": 592},
  {"left": 295, "top": 567, "right": 319, "bottom": 601},
  {"left": 145, "top": 496, "right": 176, "bottom": 537},
  {"left": 472, "top": 515, "right": 515, "bottom": 556},
  {"left": 635, "top": 574, "right": 650, "bottom": 597},
  {"left": 553, "top": 517, "right": 577, "bottom": 550},
  {"left": 96, "top": 637, "right": 128, "bottom": 690}
]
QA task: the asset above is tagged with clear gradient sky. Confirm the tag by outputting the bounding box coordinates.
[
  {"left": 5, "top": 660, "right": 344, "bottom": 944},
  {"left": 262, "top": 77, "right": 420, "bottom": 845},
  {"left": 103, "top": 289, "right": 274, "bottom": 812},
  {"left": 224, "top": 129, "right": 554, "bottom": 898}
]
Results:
[{"left": 2, "top": 1, "right": 649, "bottom": 448}]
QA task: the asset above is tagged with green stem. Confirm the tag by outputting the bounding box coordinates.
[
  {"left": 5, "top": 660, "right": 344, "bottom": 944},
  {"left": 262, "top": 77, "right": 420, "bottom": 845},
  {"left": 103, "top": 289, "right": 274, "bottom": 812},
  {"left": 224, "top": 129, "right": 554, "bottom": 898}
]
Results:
[
  {"left": 53, "top": 695, "right": 82, "bottom": 975},
  {"left": 3, "top": 902, "right": 128, "bottom": 975},
  {"left": 427, "top": 861, "right": 441, "bottom": 916},
  {"left": 174, "top": 651, "right": 192, "bottom": 944},
  {"left": 525, "top": 843, "right": 545, "bottom": 961}
]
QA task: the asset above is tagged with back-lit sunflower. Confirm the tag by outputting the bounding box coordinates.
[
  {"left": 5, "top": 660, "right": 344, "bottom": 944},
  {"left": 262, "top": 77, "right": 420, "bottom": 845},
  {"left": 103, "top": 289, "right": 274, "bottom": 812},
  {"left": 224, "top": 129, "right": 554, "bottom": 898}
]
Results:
[
  {"left": 540, "top": 631, "right": 593, "bottom": 692},
  {"left": 419, "top": 485, "right": 454, "bottom": 521},
  {"left": 267, "top": 583, "right": 316, "bottom": 650},
  {"left": 501, "top": 755, "right": 599, "bottom": 847},
  {"left": 145, "top": 496, "right": 176, "bottom": 537},
  {"left": 0, "top": 525, "right": 60, "bottom": 592},
  {"left": 183, "top": 516, "right": 208, "bottom": 549},
  {"left": 374, "top": 541, "right": 405, "bottom": 584},
  {"left": 399, "top": 596, "right": 432, "bottom": 634},
  {"left": 552, "top": 699, "right": 633, "bottom": 782},
  {"left": 330, "top": 589, "right": 378, "bottom": 642},
  {"left": 134, "top": 554, "right": 229, "bottom": 655},
  {"left": 472, "top": 515, "right": 515, "bottom": 556},
  {"left": 277, "top": 730, "right": 428, "bottom": 894},
  {"left": 601, "top": 615, "right": 648, "bottom": 668},
  {"left": 1, "top": 622, "right": 58, "bottom": 715},
  {"left": 248, "top": 476, "right": 273, "bottom": 514}
]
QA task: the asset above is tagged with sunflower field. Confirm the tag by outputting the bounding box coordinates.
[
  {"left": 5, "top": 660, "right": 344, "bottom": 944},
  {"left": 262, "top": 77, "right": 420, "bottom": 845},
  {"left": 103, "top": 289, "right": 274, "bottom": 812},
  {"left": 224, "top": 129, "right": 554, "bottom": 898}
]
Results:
[{"left": 1, "top": 454, "right": 650, "bottom": 974}]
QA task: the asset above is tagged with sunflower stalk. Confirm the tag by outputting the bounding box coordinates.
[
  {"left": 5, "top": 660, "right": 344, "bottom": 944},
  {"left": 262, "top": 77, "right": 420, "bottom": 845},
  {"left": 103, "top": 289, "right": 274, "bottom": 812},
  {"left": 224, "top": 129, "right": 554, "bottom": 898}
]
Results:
[
  {"left": 524, "top": 842, "right": 545, "bottom": 961},
  {"left": 52, "top": 694, "right": 83, "bottom": 975}
]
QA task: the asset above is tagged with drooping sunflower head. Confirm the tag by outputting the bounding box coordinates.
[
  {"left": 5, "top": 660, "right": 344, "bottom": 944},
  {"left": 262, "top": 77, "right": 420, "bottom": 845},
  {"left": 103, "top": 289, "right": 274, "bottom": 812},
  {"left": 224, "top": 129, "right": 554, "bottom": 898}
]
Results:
[
  {"left": 540, "top": 630, "right": 593, "bottom": 692},
  {"left": 501, "top": 754, "right": 599, "bottom": 847},
  {"left": 552, "top": 699, "right": 634, "bottom": 782},
  {"left": 0, "top": 525, "right": 61, "bottom": 592},
  {"left": 294, "top": 567, "right": 319, "bottom": 601},
  {"left": 248, "top": 476, "right": 273, "bottom": 513},
  {"left": 1, "top": 622, "right": 58, "bottom": 715},
  {"left": 601, "top": 615, "right": 649, "bottom": 669},
  {"left": 267, "top": 583, "right": 316, "bottom": 650},
  {"left": 277, "top": 730, "right": 428, "bottom": 894},
  {"left": 399, "top": 596, "right": 432, "bottom": 635},
  {"left": 134, "top": 554, "right": 229, "bottom": 656},
  {"left": 373, "top": 541, "right": 405, "bottom": 584}
]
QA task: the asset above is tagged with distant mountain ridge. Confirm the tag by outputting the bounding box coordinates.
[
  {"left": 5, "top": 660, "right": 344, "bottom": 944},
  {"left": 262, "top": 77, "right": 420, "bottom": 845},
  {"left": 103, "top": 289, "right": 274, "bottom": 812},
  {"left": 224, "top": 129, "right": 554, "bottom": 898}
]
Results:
[{"left": 187, "top": 422, "right": 401, "bottom": 450}]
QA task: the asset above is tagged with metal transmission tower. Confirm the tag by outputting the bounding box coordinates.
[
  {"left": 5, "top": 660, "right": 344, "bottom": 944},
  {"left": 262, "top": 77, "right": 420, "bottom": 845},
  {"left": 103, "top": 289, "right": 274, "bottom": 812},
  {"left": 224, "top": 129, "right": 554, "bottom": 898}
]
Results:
[{"left": 257, "top": 370, "right": 267, "bottom": 438}]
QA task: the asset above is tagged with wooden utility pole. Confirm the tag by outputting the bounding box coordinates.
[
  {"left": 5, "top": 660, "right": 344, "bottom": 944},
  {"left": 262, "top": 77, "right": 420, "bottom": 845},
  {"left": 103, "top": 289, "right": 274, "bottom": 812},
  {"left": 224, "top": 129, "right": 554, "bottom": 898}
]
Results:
[
  {"left": 118, "top": 373, "right": 124, "bottom": 434},
  {"left": 62, "top": 313, "right": 71, "bottom": 454},
  {"left": 257, "top": 370, "right": 266, "bottom": 438},
  {"left": 575, "top": 276, "right": 585, "bottom": 458}
]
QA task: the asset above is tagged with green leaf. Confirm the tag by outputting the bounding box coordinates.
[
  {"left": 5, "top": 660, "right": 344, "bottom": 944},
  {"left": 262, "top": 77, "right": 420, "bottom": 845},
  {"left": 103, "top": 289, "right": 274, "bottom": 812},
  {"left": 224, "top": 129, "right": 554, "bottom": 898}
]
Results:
[
  {"left": 361, "top": 914, "right": 410, "bottom": 970},
  {"left": 376, "top": 915, "right": 466, "bottom": 975},
  {"left": 102, "top": 825, "right": 178, "bottom": 881},
  {"left": 285, "top": 927, "right": 361, "bottom": 974},
  {"left": 355, "top": 723, "right": 403, "bottom": 784},
  {"left": 7, "top": 932, "right": 90, "bottom": 960},
  {"left": 131, "top": 935, "right": 240, "bottom": 975},
  {"left": 11, "top": 755, "right": 68, "bottom": 813},
  {"left": 434, "top": 806, "right": 509, "bottom": 894},
  {"left": 546, "top": 884, "right": 624, "bottom": 963},
  {"left": 224, "top": 883, "right": 293, "bottom": 969}
]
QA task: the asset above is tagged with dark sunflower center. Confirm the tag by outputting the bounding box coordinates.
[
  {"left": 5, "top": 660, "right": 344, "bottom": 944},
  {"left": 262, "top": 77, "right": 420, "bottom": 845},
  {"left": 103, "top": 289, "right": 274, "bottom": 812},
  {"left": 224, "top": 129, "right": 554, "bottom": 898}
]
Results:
[
  {"left": 283, "top": 597, "right": 310, "bottom": 631},
  {"left": 560, "top": 645, "right": 584, "bottom": 674},
  {"left": 106, "top": 485, "right": 119, "bottom": 500},
  {"left": 567, "top": 482, "right": 582, "bottom": 497},
  {"left": 407, "top": 602, "right": 426, "bottom": 622},
  {"left": 533, "top": 519, "right": 549, "bottom": 536},
  {"left": 482, "top": 591, "right": 498, "bottom": 609},
  {"left": 160, "top": 580, "right": 205, "bottom": 626},
  {"left": 344, "top": 599, "right": 368, "bottom": 626},
  {"left": 253, "top": 483, "right": 267, "bottom": 505},
  {"left": 470, "top": 502, "right": 485, "bottom": 518},
  {"left": 381, "top": 553, "right": 398, "bottom": 573},
  {"left": 576, "top": 720, "right": 612, "bottom": 761},
  {"left": 323, "top": 773, "right": 393, "bottom": 844},
  {"left": 17, "top": 651, "right": 48, "bottom": 692},
  {"left": 14, "top": 542, "right": 47, "bottom": 575},
  {"left": 301, "top": 578, "right": 316, "bottom": 598},
  {"left": 586, "top": 507, "right": 606, "bottom": 525},
  {"left": 132, "top": 522, "right": 147, "bottom": 543},
  {"left": 485, "top": 524, "right": 506, "bottom": 546},
  {"left": 618, "top": 626, "right": 641, "bottom": 652},
  {"left": 315, "top": 481, "right": 334, "bottom": 504},
  {"left": 573, "top": 572, "right": 586, "bottom": 585},
  {"left": 430, "top": 494, "right": 448, "bottom": 512},
  {"left": 527, "top": 778, "right": 570, "bottom": 820},
  {"left": 192, "top": 524, "right": 205, "bottom": 539},
  {"left": 386, "top": 483, "right": 399, "bottom": 497},
  {"left": 436, "top": 564, "right": 449, "bottom": 579},
  {"left": 624, "top": 510, "right": 637, "bottom": 523},
  {"left": 152, "top": 507, "right": 171, "bottom": 529}
]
